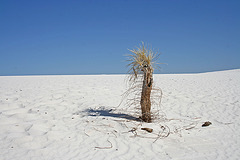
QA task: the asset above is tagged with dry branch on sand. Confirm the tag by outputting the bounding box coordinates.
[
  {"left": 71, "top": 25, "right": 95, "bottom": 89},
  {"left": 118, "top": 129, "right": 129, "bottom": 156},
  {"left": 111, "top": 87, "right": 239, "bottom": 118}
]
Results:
[{"left": 95, "top": 140, "right": 113, "bottom": 149}]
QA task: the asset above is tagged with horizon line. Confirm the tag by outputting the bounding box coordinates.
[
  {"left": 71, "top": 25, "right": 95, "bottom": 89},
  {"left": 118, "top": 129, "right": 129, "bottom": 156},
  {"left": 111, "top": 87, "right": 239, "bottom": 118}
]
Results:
[{"left": 0, "top": 68, "right": 239, "bottom": 77}]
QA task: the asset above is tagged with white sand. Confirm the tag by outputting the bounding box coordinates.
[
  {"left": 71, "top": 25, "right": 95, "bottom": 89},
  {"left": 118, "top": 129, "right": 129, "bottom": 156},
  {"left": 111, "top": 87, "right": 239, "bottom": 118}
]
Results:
[{"left": 0, "top": 69, "right": 239, "bottom": 160}]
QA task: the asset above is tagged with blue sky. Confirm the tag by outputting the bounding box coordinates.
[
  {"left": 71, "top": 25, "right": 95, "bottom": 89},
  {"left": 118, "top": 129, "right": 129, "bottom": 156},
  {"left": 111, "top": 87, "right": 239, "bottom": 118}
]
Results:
[{"left": 0, "top": 0, "right": 239, "bottom": 75}]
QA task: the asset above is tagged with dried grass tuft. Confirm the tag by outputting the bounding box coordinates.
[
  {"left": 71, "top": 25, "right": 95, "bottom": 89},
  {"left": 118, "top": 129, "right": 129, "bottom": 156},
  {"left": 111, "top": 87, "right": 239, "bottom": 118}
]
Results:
[{"left": 126, "top": 42, "right": 161, "bottom": 82}]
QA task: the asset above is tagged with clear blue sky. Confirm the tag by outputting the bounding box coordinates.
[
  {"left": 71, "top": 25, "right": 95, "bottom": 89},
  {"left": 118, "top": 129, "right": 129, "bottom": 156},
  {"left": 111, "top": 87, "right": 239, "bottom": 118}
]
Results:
[{"left": 1, "top": 0, "right": 239, "bottom": 75}]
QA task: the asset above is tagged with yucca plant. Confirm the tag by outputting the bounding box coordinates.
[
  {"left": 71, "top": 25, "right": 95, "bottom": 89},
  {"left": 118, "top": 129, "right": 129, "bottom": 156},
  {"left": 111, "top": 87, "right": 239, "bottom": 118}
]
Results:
[{"left": 126, "top": 42, "right": 160, "bottom": 122}]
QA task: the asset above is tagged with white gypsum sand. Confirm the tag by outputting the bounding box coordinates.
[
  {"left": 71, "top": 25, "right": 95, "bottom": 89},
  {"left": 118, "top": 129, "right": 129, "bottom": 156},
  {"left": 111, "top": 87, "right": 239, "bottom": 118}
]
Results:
[{"left": 0, "top": 69, "right": 239, "bottom": 160}]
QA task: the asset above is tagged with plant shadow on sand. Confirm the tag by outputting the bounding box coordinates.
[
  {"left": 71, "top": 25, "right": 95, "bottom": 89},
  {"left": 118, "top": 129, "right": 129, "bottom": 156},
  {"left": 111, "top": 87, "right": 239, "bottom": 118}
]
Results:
[{"left": 83, "top": 107, "right": 140, "bottom": 121}]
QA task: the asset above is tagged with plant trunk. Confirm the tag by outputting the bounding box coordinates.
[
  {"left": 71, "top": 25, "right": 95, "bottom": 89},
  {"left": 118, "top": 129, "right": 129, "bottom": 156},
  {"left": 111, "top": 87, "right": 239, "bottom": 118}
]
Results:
[{"left": 140, "top": 67, "right": 153, "bottom": 122}]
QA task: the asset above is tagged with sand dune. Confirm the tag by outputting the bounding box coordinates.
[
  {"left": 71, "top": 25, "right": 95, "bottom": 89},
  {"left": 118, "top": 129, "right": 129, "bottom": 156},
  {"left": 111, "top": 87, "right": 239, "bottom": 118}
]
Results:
[{"left": 0, "top": 69, "right": 239, "bottom": 160}]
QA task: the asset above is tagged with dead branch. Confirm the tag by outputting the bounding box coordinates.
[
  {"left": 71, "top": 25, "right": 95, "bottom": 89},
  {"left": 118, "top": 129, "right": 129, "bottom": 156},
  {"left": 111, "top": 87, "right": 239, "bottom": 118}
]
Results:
[
  {"left": 84, "top": 128, "right": 90, "bottom": 137},
  {"left": 141, "top": 128, "right": 153, "bottom": 133},
  {"left": 153, "top": 125, "right": 170, "bottom": 143},
  {"left": 95, "top": 140, "right": 113, "bottom": 149}
]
